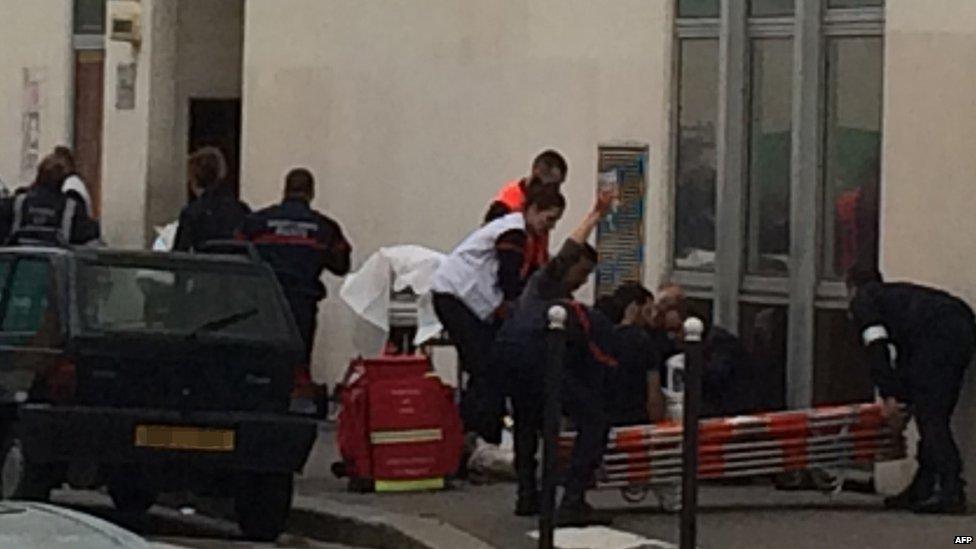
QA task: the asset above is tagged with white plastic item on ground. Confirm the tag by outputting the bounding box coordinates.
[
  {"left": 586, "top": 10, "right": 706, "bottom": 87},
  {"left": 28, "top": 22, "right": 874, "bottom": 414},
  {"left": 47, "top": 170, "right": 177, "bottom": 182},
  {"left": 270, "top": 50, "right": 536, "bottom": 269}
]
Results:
[
  {"left": 466, "top": 432, "right": 517, "bottom": 482},
  {"left": 873, "top": 417, "right": 919, "bottom": 496},
  {"left": 339, "top": 245, "right": 445, "bottom": 346}
]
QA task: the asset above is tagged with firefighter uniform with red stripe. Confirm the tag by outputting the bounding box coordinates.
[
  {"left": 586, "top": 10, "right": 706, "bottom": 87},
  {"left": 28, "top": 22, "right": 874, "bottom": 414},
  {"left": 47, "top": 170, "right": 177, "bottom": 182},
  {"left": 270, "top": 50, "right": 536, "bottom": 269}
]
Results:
[
  {"left": 237, "top": 198, "right": 352, "bottom": 362},
  {"left": 495, "top": 239, "right": 612, "bottom": 521}
]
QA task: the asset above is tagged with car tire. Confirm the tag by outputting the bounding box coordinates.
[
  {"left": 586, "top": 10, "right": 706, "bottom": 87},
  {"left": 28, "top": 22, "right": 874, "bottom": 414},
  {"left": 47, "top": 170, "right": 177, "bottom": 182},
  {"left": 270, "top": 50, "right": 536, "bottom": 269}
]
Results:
[
  {"left": 235, "top": 472, "right": 293, "bottom": 542},
  {"left": 1, "top": 436, "right": 53, "bottom": 502},
  {"left": 108, "top": 468, "right": 157, "bottom": 514}
]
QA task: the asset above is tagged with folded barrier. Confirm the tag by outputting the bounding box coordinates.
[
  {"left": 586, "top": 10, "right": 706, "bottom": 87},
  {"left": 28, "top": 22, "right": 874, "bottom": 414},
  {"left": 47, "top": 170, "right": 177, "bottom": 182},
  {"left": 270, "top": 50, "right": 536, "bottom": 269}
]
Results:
[{"left": 558, "top": 402, "right": 906, "bottom": 491}]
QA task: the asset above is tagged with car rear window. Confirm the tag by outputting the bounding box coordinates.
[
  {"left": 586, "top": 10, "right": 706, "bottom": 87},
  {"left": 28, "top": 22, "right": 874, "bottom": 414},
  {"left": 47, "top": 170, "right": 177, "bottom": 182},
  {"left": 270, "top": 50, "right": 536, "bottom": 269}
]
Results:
[
  {"left": 0, "top": 258, "right": 56, "bottom": 335},
  {"left": 77, "top": 261, "right": 294, "bottom": 342}
]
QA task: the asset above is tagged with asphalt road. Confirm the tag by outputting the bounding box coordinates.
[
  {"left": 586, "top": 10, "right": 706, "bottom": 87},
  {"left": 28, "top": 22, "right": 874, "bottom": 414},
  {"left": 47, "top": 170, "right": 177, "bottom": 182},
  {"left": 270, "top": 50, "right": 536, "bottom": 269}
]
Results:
[{"left": 50, "top": 490, "right": 357, "bottom": 549}]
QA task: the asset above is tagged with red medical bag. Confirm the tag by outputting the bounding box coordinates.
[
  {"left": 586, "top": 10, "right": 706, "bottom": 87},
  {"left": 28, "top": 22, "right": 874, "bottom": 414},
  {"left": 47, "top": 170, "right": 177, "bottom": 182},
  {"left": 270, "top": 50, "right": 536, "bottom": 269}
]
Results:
[{"left": 336, "top": 355, "right": 462, "bottom": 491}]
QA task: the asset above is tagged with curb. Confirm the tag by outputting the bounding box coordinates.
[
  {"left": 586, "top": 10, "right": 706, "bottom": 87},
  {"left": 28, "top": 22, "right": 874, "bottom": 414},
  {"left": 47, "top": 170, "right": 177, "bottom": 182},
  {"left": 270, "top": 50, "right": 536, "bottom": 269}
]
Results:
[{"left": 287, "top": 494, "right": 497, "bottom": 549}]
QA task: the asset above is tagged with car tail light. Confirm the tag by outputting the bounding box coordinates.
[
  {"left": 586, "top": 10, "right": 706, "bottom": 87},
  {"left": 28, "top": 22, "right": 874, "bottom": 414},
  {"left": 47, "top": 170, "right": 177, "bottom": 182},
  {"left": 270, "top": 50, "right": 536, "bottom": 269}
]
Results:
[{"left": 44, "top": 359, "right": 77, "bottom": 403}]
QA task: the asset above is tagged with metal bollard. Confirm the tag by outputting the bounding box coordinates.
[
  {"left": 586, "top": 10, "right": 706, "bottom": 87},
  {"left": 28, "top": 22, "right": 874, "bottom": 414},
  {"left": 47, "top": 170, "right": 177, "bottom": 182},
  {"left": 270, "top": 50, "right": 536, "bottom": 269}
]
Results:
[
  {"left": 540, "top": 304, "right": 568, "bottom": 549},
  {"left": 680, "top": 317, "right": 705, "bottom": 549}
]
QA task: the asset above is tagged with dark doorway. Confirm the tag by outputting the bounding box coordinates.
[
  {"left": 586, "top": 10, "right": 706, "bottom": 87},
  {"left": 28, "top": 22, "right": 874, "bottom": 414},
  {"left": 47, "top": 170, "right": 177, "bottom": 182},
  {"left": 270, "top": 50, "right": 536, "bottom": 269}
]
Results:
[{"left": 189, "top": 99, "right": 242, "bottom": 199}]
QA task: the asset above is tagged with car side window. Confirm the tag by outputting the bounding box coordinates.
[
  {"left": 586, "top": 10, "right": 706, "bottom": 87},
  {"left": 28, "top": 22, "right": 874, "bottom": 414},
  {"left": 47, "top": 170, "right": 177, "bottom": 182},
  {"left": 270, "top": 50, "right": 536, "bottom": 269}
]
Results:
[
  {"left": 0, "top": 259, "right": 56, "bottom": 336},
  {"left": 0, "top": 260, "right": 10, "bottom": 289}
]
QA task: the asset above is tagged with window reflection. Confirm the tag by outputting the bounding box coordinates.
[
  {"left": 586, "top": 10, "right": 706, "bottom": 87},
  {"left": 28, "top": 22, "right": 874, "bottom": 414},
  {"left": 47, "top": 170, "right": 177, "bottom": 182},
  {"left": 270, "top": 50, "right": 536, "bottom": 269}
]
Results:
[
  {"left": 674, "top": 39, "right": 719, "bottom": 271},
  {"left": 747, "top": 38, "right": 793, "bottom": 275},
  {"left": 823, "top": 37, "right": 883, "bottom": 279}
]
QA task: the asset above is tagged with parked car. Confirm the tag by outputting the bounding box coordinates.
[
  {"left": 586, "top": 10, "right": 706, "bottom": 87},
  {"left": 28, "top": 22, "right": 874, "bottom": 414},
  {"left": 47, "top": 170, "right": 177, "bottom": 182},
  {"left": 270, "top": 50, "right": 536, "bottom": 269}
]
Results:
[{"left": 0, "top": 245, "right": 317, "bottom": 541}]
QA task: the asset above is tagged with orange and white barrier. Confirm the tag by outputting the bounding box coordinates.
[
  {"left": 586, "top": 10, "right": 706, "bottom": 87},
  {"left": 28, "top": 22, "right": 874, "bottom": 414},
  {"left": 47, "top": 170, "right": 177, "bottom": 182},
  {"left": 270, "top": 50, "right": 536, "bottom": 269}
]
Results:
[{"left": 558, "top": 402, "right": 906, "bottom": 490}]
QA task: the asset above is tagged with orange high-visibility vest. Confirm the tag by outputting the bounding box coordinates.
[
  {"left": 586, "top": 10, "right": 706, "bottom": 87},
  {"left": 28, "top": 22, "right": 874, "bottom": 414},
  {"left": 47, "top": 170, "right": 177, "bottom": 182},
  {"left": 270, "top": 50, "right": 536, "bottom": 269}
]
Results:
[
  {"left": 492, "top": 179, "right": 550, "bottom": 275},
  {"left": 495, "top": 179, "right": 527, "bottom": 211}
]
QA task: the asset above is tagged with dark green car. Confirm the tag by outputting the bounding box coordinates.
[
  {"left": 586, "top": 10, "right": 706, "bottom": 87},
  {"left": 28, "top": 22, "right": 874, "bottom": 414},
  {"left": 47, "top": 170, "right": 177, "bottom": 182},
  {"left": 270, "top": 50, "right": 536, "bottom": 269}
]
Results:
[{"left": 0, "top": 246, "right": 317, "bottom": 542}]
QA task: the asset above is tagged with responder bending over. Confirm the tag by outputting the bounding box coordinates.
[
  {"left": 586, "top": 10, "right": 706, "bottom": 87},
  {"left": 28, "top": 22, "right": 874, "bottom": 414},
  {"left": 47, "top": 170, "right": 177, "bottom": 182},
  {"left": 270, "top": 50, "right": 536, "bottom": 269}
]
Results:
[
  {"left": 237, "top": 168, "right": 352, "bottom": 367},
  {"left": 494, "top": 189, "right": 615, "bottom": 525},
  {"left": 846, "top": 265, "right": 976, "bottom": 514}
]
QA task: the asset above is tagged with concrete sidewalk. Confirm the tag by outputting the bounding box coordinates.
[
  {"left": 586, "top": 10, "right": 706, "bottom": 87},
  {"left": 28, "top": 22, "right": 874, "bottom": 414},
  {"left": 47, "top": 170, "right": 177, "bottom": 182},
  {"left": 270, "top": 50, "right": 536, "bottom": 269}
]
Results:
[{"left": 294, "top": 423, "right": 975, "bottom": 549}]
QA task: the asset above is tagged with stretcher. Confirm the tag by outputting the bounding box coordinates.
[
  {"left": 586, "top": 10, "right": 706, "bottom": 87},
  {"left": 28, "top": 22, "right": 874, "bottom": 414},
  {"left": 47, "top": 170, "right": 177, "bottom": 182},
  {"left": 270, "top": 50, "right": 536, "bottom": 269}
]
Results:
[{"left": 558, "top": 402, "right": 906, "bottom": 507}]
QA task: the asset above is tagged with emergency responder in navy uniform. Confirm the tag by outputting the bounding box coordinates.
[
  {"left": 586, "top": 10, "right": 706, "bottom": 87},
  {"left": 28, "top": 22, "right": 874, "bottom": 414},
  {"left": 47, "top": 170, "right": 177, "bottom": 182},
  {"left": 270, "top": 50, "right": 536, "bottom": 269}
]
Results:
[
  {"left": 0, "top": 153, "right": 99, "bottom": 246},
  {"left": 495, "top": 189, "right": 615, "bottom": 525},
  {"left": 174, "top": 147, "right": 250, "bottom": 252},
  {"left": 847, "top": 265, "right": 976, "bottom": 514},
  {"left": 237, "top": 168, "right": 352, "bottom": 364}
]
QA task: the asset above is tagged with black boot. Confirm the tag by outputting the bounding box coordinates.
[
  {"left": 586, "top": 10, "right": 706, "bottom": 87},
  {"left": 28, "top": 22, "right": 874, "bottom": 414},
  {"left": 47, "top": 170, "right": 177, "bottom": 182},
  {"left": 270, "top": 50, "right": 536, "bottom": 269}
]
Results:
[
  {"left": 515, "top": 491, "right": 540, "bottom": 517},
  {"left": 913, "top": 478, "right": 967, "bottom": 515},
  {"left": 885, "top": 471, "right": 935, "bottom": 510},
  {"left": 555, "top": 495, "right": 613, "bottom": 527}
]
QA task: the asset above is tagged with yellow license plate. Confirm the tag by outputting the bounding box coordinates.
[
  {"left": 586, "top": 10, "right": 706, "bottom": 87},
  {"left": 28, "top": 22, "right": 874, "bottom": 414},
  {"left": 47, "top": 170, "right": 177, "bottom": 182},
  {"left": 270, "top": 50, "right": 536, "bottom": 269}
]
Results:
[{"left": 134, "top": 425, "right": 235, "bottom": 452}]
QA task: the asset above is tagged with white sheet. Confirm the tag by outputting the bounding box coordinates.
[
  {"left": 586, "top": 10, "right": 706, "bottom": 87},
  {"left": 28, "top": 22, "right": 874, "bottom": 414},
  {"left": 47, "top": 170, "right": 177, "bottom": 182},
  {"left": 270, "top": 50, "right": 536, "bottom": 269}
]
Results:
[{"left": 339, "top": 245, "right": 445, "bottom": 346}]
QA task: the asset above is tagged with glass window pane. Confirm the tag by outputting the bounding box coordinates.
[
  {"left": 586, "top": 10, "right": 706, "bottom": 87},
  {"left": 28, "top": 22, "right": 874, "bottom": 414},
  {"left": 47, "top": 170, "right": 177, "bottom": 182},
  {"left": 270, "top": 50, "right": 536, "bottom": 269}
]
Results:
[
  {"left": 739, "top": 303, "right": 788, "bottom": 412},
  {"left": 750, "top": 0, "right": 795, "bottom": 17},
  {"left": 828, "top": 0, "right": 883, "bottom": 8},
  {"left": 73, "top": 0, "right": 106, "bottom": 35},
  {"left": 2, "top": 260, "right": 54, "bottom": 334},
  {"left": 746, "top": 39, "right": 793, "bottom": 275},
  {"left": 822, "top": 37, "right": 883, "bottom": 279},
  {"left": 678, "top": 0, "right": 720, "bottom": 18},
  {"left": 674, "top": 39, "right": 719, "bottom": 271},
  {"left": 814, "top": 309, "right": 873, "bottom": 405}
]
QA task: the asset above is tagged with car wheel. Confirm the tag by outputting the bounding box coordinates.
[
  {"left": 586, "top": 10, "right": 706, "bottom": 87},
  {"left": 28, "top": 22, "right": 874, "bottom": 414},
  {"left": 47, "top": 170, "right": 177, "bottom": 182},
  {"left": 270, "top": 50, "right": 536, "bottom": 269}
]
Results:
[
  {"left": 235, "top": 472, "right": 293, "bottom": 542},
  {"left": 108, "top": 467, "right": 157, "bottom": 514},
  {"left": 1, "top": 436, "right": 52, "bottom": 501}
]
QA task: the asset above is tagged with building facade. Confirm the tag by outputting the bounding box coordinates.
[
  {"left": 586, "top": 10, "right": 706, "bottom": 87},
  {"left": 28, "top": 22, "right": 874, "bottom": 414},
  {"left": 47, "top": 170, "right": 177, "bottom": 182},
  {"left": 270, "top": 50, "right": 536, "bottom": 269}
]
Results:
[{"left": 2, "top": 3, "right": 974, "bottom": 466}]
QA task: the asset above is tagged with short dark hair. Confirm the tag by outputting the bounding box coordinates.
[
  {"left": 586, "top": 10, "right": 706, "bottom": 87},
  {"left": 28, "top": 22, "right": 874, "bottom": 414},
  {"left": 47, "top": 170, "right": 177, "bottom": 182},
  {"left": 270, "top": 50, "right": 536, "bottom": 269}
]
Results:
[
  {"left": 285, "top": 168, "right": 315, "bottom": 198},
  {"left": 523, "top": 181, "right": 566, "bottom": 212},
  {"left": 532, "top": 150, "right": 568, "bottom": 178},
  {"left": 34, "top": 154, "right": 69, "bottom": 191},
  {"left": 845, "top": 263, "right": 883, "bottom": 288},
  {"left": 188, "top": 147, "right": 227, "bottom": 191},
  {"left": 614, "top": 282, "right": 653, "bottom": 310},
  {"left": 595, "top": 295, "right": 623, "bottom": 324},
  {"left": 52, "top": 146, "right": 76, "bottom": 172}
]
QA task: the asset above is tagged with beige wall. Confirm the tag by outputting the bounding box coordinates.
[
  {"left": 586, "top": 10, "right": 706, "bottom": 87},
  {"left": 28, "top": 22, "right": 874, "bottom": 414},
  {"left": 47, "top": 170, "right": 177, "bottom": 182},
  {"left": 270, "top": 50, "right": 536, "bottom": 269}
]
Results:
[
  {"left": 881, "top": 0, "right": 976, "bottom": 308},
  {"left": 0, "top": 0, "right": 73, "bottom": 190},
  {"left": 242, "top": 0, "right": 675, "bottom": 383},
  {"left": 101, "top": 0, "right": 174, "bottom": 248},
  {"left": 100, "top": 0, "right": 244, "bottom": 247}
]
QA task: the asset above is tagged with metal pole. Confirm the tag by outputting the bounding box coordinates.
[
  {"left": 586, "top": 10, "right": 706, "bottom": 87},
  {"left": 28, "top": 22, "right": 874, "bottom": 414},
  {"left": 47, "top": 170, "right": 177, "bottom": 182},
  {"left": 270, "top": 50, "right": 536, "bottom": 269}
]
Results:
[
  {"left": 539, "top": 304, "right": 568, "bottom": 549},
  {"left": 680, "top": 317, "right": 705, "bottom": 549}
]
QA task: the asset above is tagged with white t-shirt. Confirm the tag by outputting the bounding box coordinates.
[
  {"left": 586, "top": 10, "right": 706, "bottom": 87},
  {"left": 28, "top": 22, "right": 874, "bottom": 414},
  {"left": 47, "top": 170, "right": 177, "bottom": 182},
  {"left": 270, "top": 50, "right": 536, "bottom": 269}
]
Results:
[
  {"left": 431, "top": 212, "right": 526, "bottom": 320},
  {"left": 62, "top": 174, "right": 93, "bottom": 214}
]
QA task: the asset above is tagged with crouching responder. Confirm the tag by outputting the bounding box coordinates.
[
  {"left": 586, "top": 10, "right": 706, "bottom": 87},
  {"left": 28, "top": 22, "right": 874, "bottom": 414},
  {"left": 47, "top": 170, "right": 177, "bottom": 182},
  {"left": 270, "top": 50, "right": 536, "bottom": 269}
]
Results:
[
  {"left": 846, "top": 265, "right": 976, "bottom": 514},
  {"left": 237, "top": 168, "right": 352, "bottom": 372}
]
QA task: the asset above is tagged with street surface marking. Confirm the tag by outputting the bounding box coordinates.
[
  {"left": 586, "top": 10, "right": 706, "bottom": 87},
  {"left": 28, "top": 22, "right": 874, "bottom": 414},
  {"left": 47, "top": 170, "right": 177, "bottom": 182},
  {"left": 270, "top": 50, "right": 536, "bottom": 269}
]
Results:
[{"left": 528, "top": 526, "right": 679, "bottom": 549}]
